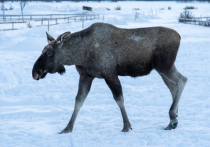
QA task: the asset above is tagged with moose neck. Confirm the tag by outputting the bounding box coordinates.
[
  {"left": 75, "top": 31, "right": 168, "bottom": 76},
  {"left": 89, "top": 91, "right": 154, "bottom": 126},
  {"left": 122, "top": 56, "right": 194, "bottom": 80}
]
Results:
[
  {"left": 60, "top": 27, "right": 93, "bottom": 66},
  {"left": 61, "top": 39, "right": 86, "bottom": 66}
]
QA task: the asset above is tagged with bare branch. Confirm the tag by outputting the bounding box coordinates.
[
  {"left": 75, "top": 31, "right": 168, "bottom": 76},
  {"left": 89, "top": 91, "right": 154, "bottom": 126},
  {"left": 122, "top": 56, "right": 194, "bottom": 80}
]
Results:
[
  {"left": 0, "top": 0, "right": 5, "bottom": 22},
  {"left": 19, "top": 0, "right": 28, "bottom": 22}
]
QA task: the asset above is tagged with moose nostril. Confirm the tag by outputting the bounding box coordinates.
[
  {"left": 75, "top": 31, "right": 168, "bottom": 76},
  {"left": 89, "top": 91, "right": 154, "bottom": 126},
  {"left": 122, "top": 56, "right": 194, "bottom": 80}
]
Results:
[{"left": 32, "top": 72, "right": 39, "bottom": 80}]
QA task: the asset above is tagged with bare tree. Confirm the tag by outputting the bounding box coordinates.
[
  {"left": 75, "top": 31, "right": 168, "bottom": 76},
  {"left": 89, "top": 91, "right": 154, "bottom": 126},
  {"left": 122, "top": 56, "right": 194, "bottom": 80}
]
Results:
[
  {"left": 20, "top": 0, "right": 27, "bottom": 22},
  {"left": 0, "top": 0, "right": 5, "bottom": 22}
]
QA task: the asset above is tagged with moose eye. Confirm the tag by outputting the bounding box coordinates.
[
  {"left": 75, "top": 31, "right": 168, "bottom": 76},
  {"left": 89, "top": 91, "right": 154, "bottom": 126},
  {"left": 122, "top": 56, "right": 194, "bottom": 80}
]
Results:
[{"left": 46, "top": 50, "right": 53, "bottom": 57}]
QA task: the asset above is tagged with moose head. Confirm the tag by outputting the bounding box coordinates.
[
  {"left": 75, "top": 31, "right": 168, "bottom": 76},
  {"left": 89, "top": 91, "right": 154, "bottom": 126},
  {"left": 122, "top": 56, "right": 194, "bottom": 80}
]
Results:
[{"left": 32, "top": 32, "right": 71, "bottom": 80}]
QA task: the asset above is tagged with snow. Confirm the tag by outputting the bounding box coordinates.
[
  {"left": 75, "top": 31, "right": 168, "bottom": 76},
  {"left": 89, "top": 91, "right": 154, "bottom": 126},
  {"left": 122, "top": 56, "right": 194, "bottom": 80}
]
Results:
[{"left": 0, "top": 1, "right": 210, "bottom": 147}]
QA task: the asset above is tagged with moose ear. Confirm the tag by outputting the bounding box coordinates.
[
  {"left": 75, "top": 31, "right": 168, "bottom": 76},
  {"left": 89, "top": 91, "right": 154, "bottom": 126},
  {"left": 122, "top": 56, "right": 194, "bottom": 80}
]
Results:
[
  {"left": 46, "top": 32, "right": 55, "bottom": 43},
  {"left": 56, "top": 31, "right": 71, "bottom": 44}
]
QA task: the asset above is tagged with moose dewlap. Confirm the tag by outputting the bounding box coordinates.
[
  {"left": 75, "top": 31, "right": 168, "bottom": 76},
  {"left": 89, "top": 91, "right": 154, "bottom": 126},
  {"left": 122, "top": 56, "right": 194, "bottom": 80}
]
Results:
[{"left": 32, "top": 23, "right": 187, "bottom": 133}]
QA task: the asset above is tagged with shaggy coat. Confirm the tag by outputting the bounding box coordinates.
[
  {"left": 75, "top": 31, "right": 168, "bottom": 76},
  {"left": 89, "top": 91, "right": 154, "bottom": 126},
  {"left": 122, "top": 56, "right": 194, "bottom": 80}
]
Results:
[{"left": 32, "top": 23, "right": 187, "bottom": 133}]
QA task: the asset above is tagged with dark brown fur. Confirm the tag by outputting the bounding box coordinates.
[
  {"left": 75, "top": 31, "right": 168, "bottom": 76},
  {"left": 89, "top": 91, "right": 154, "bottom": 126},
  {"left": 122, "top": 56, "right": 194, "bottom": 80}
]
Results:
[
  {"left": 64, "top": 23, "right": 180, "bottom": 78},
  {"left": 32, "top": 23, "right": 186, "bottom": 133}
]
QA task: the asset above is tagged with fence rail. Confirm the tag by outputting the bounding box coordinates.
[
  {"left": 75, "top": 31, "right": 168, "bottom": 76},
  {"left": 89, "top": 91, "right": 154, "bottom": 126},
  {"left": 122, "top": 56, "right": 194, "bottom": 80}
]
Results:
[
  {"left": 0, "top": 14, "right": 86, "bottom": 22},
  {"left": 179, "top": 17, "right": 210, "bottom": 27},
  {"left": 0, "top": 14, "right": 100, "bottom": 31}
]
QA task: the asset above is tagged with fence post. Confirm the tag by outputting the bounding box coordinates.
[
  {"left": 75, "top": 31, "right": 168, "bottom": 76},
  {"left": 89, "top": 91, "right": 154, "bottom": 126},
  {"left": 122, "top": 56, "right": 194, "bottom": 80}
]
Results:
[
  {"left": 135, "top": 12, "right": 136, "bottom": 20},
  {"left": 68, "top": 17, "right": 69, "bottom": 23},
  {"left": 12, "top": 23, "right": 14, "bottom": 30},
  {"left": 48, "top": 20, "right": 49, "bottom": 31},
  {"left": 82, "top": 16, "right": 84, "bottom": 28}
]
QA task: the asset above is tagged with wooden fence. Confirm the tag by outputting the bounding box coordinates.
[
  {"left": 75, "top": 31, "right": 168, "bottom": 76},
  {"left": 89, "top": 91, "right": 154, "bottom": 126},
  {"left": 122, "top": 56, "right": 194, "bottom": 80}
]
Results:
[
  {"left": 179, "top": 17, "right": 210, "bottom": 27},
  {"left": 0, "top": 14, "right": 85, "bottom": 22},
  {"left": 0, "top": 14, "right": 100, "bottom": 31}
]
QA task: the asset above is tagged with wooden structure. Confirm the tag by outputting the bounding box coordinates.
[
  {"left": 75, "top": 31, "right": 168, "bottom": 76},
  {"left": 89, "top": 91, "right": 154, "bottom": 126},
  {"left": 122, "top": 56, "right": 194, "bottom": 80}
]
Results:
[
  {"left": 179, "top": 17, "right": 210, "bottom": 27},
  {"left": 0, "top": 14, "right": 100, "bottom": 31},
  {"left": 83, "top": 6, "right": 92, "bottom": 12}
]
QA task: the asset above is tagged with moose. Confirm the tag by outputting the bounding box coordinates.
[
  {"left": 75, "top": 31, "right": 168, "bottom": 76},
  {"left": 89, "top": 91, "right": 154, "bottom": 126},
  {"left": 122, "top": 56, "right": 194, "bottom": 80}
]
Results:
[{"left": 32, "top": 23, "right": 187, "bottom": 133}]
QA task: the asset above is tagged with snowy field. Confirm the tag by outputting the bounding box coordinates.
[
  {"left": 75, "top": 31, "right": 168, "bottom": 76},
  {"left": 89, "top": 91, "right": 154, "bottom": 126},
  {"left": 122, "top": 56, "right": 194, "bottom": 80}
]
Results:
[{"left": 0, "top": 1, "right": 210, "bottom": 147}]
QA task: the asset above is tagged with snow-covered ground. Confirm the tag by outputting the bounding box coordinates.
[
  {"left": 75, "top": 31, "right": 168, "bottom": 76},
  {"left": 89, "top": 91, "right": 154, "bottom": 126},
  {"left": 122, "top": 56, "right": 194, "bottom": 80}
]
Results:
[{"left": 0, "top": 1, "right": 210, "bottom": 147}]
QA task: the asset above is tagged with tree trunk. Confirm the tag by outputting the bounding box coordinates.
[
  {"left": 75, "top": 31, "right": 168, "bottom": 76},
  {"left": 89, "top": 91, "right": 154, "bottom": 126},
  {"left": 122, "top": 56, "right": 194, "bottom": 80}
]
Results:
[
  {"left": 2, "top": 3, "right": 5, "bottom": 22},
  {"left": 21, "top": 7, "right": 24, "bottom": 22}
]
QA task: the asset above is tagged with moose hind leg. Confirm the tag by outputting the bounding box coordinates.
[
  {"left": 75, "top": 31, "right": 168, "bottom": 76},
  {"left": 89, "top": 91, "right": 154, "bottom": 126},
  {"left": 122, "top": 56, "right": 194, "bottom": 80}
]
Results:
[
  {"left": 158, "top": 66, "right": 187, "bottom": 130},
  {"left": 105, "top": 76, "right": 132, "bottom": 132},
  {"left": 161, "top": 74, "right": 179, "bottom": 117}
]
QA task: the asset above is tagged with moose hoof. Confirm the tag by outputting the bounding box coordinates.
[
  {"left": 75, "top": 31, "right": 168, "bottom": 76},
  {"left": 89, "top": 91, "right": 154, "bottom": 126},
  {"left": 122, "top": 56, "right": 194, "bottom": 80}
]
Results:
[
  {"left": 122, "top": 125, "right": 132, "bottom": 132},
  {"left": 58, "top": 128, "right": 72, "bottom": 134},
  {"left": 164, "top": 121, "right": 178, "bottom": 130}
]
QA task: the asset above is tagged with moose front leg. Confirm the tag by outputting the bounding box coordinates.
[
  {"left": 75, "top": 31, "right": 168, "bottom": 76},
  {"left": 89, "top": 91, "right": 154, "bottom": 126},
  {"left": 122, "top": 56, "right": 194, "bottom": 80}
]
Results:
[
  {"left": 59, "top": 76, "right": 94, "bottom": 134},
  {"left": 105, "top": 76, "right": 132, "bottom": 132}
]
